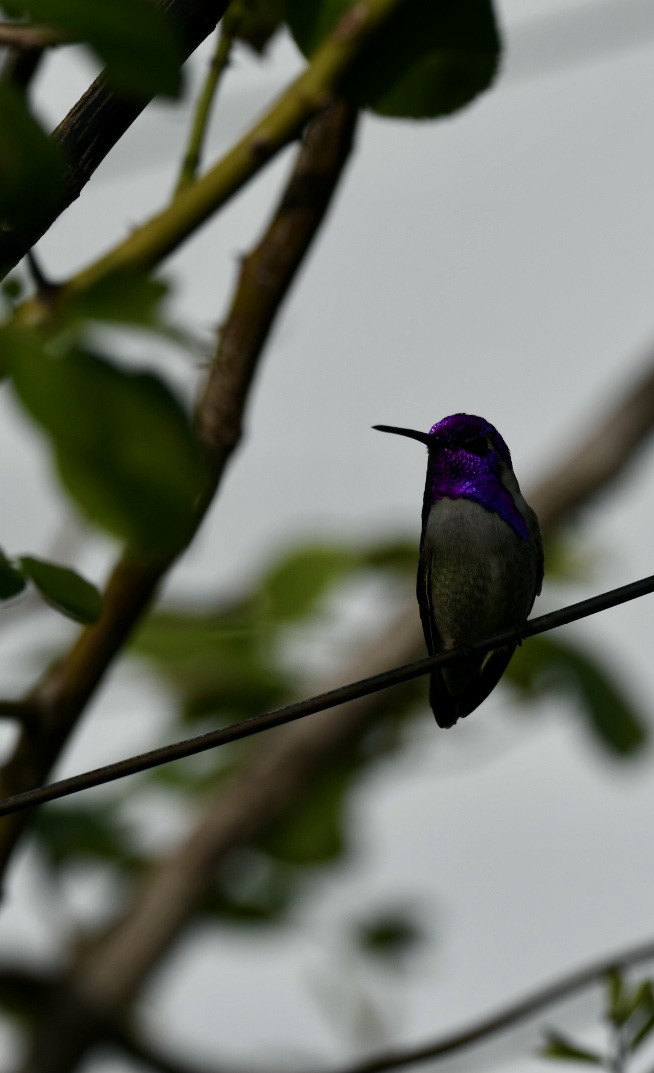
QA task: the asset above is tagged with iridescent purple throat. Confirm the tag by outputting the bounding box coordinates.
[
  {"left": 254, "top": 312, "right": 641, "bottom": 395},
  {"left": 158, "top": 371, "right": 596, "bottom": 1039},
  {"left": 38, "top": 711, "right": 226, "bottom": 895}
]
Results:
[{"left": 424, "top": 447, "right": 530, "bottom": 541}]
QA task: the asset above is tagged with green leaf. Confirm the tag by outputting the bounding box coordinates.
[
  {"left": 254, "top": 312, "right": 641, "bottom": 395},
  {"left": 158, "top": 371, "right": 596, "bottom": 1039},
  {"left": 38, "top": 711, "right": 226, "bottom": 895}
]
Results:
[
  {"left": 260, "top": 544, "right": 360, "bottom": 621},
  {"left": 261, "top": 766, "right": 351, "bottom": 864},
  {"left": 0, "top": 82, "right": 66, "bottom": 227},
  {"left": 204, "top": 849, "right": 295, "bottom": 925},
  {"left": 225, "top": 0, "right": 286, "bottom": 53},
  {"left": 18, "top": 555, "right": 102, "bottom": 623},
  {"left": 354, "top": 910, "right": 424, "bottom": 967},
  {"left": 630, "top": 1008, "right": 654, "bottom": 1052},
  {"left": 32, "top": 803, "right": 135, "bottom": 870},
  {"left": 508, "top": 635, "right": 647, "bottom": 758},
  {"left": 1, "top": 276, "right": 24, "bottom": 303},
  {"left": 606, "top": 968, "right": 626, "bottom": 1026},
  {"left": 10, "top": 0, "right": 183, "bottom": 97},
  {"left": 60, "top": 273, "right": 170, "bottom": 331},
  {"left": 541, "top": 1032, "right": 603, "bottom": 1065},
  {"left": 364, "top": 538, "right": 417, "bottom": 575},
  {"left": 132, "top": 603, "right": 292, "bottom": 724},
  {"left": 287, "top": 0, "right": 500, "bottom": 118},
  {"left": 5, "top": 331, "right": 207, "bottom": 550},
  {"left": 0, "top": 551, "right": 26, "bottom": 600}
]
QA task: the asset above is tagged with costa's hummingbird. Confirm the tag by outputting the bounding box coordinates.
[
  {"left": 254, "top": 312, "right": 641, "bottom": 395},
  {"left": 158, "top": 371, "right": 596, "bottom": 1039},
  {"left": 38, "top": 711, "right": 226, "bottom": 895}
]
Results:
[{"left": 374, "top": 414, "right": 543, "bottom": 728}]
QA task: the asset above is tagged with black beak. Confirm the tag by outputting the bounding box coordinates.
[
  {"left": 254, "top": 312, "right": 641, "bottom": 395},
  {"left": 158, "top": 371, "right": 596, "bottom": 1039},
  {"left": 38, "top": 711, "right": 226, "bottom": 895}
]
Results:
[{"left": 372, "top": 424, "right": 431, "bottom": 446}]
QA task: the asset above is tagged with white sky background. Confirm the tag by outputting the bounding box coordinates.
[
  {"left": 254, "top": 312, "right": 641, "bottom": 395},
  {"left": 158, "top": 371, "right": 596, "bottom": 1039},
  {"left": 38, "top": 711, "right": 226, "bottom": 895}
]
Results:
[{"left": 2, "top": 1, "right": 654, "bottom": 1071}]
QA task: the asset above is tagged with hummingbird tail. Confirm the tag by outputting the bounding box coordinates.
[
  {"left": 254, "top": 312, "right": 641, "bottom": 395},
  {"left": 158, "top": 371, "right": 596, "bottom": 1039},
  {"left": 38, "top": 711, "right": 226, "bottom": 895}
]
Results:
[{"left": 429, "top": 645, "right": 516, "bottom": 728}]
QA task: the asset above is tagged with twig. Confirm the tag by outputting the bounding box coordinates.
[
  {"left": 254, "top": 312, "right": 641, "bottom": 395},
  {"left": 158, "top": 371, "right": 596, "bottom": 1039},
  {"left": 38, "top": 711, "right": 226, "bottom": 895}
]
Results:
[
  {"left": 0, "top": 22, "right": 64, "bottom": 49},
  {"left": 313, "top": 938, "right": 654, "bottom": 1073},
  {"left": 0, "top": 573, "right": 652, "bottom": 819},
  {"left": 15, "top": 0, "right": 409, "bottom": 321},
  {"left": 0, "top": 0, "right": 232, "bottom": 280},
  {"left": 175, "top": 23, "right": 233, "bottom": 193}
]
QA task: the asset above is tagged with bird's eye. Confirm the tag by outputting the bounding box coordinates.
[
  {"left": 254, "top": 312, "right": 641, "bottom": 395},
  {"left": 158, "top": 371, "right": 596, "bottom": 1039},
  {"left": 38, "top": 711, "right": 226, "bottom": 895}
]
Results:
[{"left": 465, "top": 435, "right": 491, "bottom": 456}]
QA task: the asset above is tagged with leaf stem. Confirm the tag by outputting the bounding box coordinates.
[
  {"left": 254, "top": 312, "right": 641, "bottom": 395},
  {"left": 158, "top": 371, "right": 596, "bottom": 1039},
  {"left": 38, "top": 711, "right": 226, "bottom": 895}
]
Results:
[
  {"left": 174, "top": 24, "right": 234, "bottom": 194},
  {"left": 15, "top": 0, "right": 407, "bottom": 324}
]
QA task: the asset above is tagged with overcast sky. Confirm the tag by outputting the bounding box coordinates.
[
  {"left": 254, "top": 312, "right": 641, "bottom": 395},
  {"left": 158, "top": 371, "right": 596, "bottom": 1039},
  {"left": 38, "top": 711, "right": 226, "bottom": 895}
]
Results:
[{"left": 2, "top": 2, "right": 654, "bottom": 1071}]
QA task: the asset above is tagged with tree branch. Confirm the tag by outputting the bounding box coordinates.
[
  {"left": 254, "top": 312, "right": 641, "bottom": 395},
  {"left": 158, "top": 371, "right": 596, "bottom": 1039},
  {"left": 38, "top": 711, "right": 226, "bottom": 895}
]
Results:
[
  {"left": 11, "top": 97, "right": 359, "bottom": 1073},
  {"left": 531, "top": 351, "right": 654, "bottom": 529},
  {"left": 316, "top": 938, "right": 654, "bottom": 1073},
  {"left": 0, "top": 0, "right": 232, "bottom": 280},
  {"left": 16, "top": 0, "right": 408, "bottom": 319},
  {"left": 0, "top": 23, "right": 64, "bottom": 49}
]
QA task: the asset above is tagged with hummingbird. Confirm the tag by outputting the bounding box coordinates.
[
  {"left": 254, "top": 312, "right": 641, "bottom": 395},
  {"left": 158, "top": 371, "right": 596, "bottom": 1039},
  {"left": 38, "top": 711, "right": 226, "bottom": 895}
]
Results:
[{"left": 374, "top": 414, "right": 543, "bottom": 728}]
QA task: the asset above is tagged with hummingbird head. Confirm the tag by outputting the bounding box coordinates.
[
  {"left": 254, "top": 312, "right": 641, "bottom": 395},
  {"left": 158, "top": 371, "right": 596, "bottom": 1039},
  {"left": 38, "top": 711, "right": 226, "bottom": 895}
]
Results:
[
  {"left": 374, "top": 414, "right": 530, "bottom": 539},
  {"left": 374, "top": 413, "right": 512, "bottom": 465}
]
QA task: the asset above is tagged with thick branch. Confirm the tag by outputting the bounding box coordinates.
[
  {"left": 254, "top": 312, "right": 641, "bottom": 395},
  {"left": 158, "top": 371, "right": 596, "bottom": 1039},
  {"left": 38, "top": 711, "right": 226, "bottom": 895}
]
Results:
[
  {"left": 531, "top": 353, "right": 654, "bottom": 529},
  {"left": 0, "top": 99, "right": 358, "bottom": 877},
  {"left": 12, "top": 98, "right": 359, "bottom": 1073},
  {"left": 0, "top": 0, "right": 231, "bottom": 279}
]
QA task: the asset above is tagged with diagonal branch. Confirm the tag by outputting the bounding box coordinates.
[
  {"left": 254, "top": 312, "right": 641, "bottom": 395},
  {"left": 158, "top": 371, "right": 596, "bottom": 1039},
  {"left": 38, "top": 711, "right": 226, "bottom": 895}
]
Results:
[
  {"left": 12, "top": 97, "right": 359, "bottom": 1073},
  {"left": 0, "top": 98, "right": 358, "bottom": 876},
  {"left": 0, "top": 0, "right": 232, "bottom": 280},
  {"left": 530, "top": 352, "right": 654, "bottom": 529},
  {"left": 316, "top": 936, "right": 654, "bottom": 1073},
  {"left": 17, "top": 0, "right": 409, "bottom": 318}
]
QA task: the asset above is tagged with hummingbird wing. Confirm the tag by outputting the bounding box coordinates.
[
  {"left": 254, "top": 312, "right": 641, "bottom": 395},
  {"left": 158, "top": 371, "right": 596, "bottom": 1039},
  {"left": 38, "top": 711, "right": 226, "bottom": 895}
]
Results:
[
  {"left": 416, "top": 546, "right": 440, "bottom": 658},
  {"left": 416, "top": 547, "right": 463, "bottom": 729},
  {"left": 417, "top": 546, "right": 523, "bottom": 729}
]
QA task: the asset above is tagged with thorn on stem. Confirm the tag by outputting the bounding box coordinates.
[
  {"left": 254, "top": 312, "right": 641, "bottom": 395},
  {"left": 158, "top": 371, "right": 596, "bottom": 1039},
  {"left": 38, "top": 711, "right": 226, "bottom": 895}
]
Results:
[{"left": 25, "top": 250, "right": 61, "bottom": 303}]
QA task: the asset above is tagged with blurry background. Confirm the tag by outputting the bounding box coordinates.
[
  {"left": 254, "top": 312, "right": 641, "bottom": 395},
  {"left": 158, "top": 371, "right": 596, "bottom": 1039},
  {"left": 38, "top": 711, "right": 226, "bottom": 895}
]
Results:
[{"left": 1, "top": 1, "right": 654, "bottom": 1071}]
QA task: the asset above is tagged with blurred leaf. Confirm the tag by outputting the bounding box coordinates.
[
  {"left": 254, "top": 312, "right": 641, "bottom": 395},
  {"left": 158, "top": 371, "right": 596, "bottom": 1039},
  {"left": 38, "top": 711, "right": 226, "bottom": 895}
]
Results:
[
  {"left": 630, "top": 1007, "right": 654, "bottom": 1053},
  {"left": 0, "top": 82, "right": 66, "bottom": 227},
  {"left": 33, "top": 803, "right": 136, "bottom": 870},
  {"left": 363, "top": 538, "right": 416, "bottom": 575},
  {"left": 260, "top": 543, "right": 360, "bottom": 621},
  {"left": 541, "top": 1032, "right": 603, "bottom": 1065},
  {"left": 508, "top": 635, "right": 647, "bottom": 758},
  {"left": 354, "top": 910, "right": 424, "bottom": 967},
  {"left": 133, "top": 603, "right": 292, "bottom": 723},
  {"left": 60, "top": 273, "right": 170, "bottom": 331},
  {"left": 226, "top": 0, "right": 285, "bottom": 53},
  {"left": 18, "top": 555, "right": 102, "bottom": 623},
  {"left": 606, "top": 968, "right": 626, "bottom": 1026},
  {"left": 5, "top": 331, "right": 207, "bottom": 550},
  {"left": 541, "top": 532, "right": 597, "bottom": 583},
  {"left": 204, "top": 849, "right": 294, "bottom": 925},
  {"left": 287, "top": 0, "right": 500, "bottom": 118},
  {"left": 7, "top": 0, "right": 183, "bottom": 97},
  {"left": 1, "top": 276, "right": 24, "bottom": 303},
  {"left": 0, "top": 551, "right": 26, "bottom": 599},
  {"left": 607, "top": 975, "right": 654, "bottom": 1052},
  {"left": 261, "top": 766, "right": 351, "bottom": 864}
]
